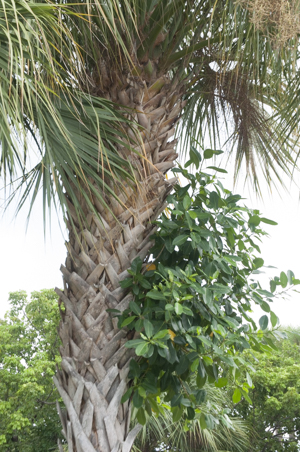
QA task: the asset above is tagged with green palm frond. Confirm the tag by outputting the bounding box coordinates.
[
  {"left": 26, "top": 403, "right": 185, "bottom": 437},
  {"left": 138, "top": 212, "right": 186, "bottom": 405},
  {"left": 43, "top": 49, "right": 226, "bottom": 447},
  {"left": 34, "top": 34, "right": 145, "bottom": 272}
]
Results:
[
  {"left": 177, "top": 1, "right": 299, "bottom": 191},
  {"left": 0, "top": 0, "right": 79, "bottom": 179},
  {"left": 181, "top": 64, "right": 296, "bottom": 192},
  {"left": 134, "top": 384, "right": 250, "bottom": 452},
  {"left": 0, "top": 0, "right": 139, "bottom": 220},
  {"left": 5, "top": 93, "right": 137, "bottom": 228}
]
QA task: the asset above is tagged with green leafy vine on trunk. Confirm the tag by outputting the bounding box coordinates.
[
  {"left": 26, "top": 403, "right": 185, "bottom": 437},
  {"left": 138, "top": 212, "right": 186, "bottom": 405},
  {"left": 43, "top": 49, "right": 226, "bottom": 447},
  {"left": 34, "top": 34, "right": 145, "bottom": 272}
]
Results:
[{"left": 112, "top": 149, "right": 299, "bottom": 426}]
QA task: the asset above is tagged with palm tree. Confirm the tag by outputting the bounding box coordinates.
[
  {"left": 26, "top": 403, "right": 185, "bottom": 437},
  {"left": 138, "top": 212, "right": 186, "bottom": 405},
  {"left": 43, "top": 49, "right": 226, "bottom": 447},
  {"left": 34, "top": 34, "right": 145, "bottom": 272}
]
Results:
[{"left": 2, "top": 1, "right": 300, "bottom": 451}]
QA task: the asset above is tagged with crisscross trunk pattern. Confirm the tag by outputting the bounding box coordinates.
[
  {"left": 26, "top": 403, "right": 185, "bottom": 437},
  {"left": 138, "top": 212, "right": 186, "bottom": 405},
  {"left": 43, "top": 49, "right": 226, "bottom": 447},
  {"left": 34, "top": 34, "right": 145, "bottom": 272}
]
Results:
[{"left": 54, "top": 71, "right": 184, "bottom": 452}]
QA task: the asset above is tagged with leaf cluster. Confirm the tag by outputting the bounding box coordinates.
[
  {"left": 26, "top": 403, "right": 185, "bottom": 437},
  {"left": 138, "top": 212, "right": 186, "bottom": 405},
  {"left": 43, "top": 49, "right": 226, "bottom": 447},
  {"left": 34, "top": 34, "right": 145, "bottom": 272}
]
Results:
[
  {"left": 113, "top": 150, "right": 299, "bottom": 426},
  {"left": 0, "top": 1, "right": 138, "bottom": 228}
]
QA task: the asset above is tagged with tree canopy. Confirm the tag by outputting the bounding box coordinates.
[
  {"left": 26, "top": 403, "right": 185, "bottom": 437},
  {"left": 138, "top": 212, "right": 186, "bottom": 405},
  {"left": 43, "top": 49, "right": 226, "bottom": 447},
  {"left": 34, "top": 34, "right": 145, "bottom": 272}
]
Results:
[
  {"left": 0, "top": 290, "right": 62, "bottom": 451},
  {"left": 3, "top": 0, "right": 300, "bottom": 221},
  {"left": 232, "top": 329, "right": 300, "bottom": 452}
]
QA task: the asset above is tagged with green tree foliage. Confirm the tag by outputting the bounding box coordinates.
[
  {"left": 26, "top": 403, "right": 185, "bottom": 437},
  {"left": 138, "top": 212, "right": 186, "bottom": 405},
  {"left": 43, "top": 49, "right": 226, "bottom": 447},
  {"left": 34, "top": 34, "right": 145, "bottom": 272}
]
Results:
[
  {"left": 0, "top": 290, "right": 62, "bottom": 451},
  {"left": 231, "top": 329, "right": 300, "bottom": 452},
  {"left": 116, "top": 150, "right": 299, "bottom": 426}
]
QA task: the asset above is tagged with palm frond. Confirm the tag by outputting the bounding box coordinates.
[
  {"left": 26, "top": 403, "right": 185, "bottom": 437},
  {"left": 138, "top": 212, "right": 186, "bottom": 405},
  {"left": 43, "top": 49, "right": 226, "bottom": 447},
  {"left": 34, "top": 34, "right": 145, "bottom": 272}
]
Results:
[
  {"left": 4, "top": 93, "right": 137, "bottom": 230},
  {"left": 0, "top": 0, "right": 140, "bottom": 222},
  {"left": 0, "top": 0, "right": 81, "bottom": 180},
  {"left": 134, "top": 384, "right": 250, "bottom": 452},
  {"left": 177, "top": 1, "right": 299, "bottom": 192}
]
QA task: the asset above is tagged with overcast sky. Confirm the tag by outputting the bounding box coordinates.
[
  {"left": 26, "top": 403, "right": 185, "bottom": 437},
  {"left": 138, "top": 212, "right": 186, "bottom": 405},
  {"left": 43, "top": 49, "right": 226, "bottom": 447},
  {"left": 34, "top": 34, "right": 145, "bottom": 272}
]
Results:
[{"left": 1, "top": 159, "right": 300, "bottom": 326}]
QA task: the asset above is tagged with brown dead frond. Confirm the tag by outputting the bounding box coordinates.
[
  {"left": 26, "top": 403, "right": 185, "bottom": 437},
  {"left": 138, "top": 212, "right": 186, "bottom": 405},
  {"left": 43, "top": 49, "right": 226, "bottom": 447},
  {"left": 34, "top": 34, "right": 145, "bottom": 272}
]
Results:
[{"left": 237, "top": 0, "right": 300, "bottom": 46}]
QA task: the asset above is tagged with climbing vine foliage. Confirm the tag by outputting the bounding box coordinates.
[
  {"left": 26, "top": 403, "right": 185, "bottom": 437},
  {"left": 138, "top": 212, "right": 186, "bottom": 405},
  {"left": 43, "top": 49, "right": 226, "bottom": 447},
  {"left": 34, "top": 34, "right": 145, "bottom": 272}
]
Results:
[{"left": 114, "top": 149, "right": 298, "bottom": 426}]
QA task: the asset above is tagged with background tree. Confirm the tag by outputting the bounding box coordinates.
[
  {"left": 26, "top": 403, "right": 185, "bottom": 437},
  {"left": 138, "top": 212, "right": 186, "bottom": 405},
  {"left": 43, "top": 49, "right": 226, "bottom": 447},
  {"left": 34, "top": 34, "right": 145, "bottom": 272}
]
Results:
[
  {"left": 0, "top": 290, "right": 62, "bottom": 452},
  {"left": 3, "top": 1, "right": 300, "bottom": 451},
  {"left": 231, "top": 329, "right": 300, "bottom": 452}
]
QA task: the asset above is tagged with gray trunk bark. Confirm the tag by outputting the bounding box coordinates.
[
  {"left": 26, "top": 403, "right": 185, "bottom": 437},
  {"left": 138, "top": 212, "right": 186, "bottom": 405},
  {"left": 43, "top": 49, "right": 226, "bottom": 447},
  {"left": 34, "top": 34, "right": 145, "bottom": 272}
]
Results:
[{"left": 54, "top": 71, "right": 184, "bottom": 452}]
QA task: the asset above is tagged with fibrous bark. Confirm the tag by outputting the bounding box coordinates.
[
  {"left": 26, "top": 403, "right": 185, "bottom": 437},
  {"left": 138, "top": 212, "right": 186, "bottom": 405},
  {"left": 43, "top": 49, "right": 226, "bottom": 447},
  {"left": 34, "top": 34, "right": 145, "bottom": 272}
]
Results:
[{"left": 54, "top": 66, "right": 184, "bottom": 452}]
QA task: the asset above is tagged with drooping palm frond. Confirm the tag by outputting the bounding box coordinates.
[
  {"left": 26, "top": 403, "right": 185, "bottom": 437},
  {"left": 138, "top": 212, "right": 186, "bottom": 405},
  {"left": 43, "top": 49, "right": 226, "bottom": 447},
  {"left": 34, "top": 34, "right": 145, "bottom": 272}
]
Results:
[
  {"left": 0, "top": 0, "right": 77, "bottom": 179},
  {"left": 182, "top": 63, "right": 296, "bottom": 192},
  {"left": 5, "top": 94, "right": 138, "bottom": 227},
  {"left": 133, "top": 384, "right": 250, "bottom": 452},
  {"left": 177, "top": 0, "right": 300, "bottom": 191},
  {"left": 0, "top": 0, "right": 142, "bottom": 222}
]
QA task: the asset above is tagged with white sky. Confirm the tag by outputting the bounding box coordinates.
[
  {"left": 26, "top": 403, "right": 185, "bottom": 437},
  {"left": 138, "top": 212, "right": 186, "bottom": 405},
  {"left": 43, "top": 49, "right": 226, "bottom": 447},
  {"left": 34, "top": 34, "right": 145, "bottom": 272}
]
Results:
[
  {"left": 0, "top": 195, "right": 66, "bottom": 318},
  {"left": 1, "top": 159, "right": 300, "bottom": 327}
]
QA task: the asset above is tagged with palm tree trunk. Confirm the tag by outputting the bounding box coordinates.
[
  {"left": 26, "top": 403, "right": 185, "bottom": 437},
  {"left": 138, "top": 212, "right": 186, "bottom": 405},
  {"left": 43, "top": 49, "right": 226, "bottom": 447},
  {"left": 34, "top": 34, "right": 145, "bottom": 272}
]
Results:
[{"left": 54, "top": 72, "right": 185, "bottom": 452}]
